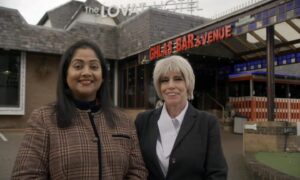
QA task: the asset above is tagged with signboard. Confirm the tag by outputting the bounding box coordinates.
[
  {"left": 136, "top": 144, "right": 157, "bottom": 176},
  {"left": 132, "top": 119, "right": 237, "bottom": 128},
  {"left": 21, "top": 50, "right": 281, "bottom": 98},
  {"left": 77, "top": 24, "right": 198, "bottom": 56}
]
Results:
[
  {"left": 149, "top": 25, "right": 232, "bottom": 61},
  {"left": 85, "top": 0, "right": 202, "bottom": 18}
]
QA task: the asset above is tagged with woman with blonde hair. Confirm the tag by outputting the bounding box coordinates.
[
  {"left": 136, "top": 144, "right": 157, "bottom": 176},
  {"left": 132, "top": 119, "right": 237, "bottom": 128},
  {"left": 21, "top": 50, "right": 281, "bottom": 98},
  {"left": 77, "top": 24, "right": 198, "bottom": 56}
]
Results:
[{"left": 135, "top": 55, "right": 227, "bottom": 180}]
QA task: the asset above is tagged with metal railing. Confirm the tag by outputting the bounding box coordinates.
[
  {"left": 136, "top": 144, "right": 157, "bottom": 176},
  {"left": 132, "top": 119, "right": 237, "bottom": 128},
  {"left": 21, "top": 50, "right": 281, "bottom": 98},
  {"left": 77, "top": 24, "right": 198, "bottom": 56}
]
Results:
[
  {"left": 211, "top": 0, "right": 265, "bottom": 19},
  {"left": 205, "top": 93, "right": 225, "bottom": 123}
]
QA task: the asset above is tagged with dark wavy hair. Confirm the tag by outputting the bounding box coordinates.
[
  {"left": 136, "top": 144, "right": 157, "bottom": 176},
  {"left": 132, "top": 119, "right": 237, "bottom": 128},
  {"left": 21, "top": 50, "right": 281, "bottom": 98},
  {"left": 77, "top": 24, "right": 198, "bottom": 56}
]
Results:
[{"left": 56, "top": 39, "right": 115, "bottom": 128}]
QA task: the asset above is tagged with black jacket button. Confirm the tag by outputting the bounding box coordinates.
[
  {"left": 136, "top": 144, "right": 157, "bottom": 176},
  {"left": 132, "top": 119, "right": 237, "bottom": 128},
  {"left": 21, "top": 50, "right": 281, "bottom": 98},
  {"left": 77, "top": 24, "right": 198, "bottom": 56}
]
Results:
[{"left": 171, "top": 158, "right": 176, "bottom": 164}]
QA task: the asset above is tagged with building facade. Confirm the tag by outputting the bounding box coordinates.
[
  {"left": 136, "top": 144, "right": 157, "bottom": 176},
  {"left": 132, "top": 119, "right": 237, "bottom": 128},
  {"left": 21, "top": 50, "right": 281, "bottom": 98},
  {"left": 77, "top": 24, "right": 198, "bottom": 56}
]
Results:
[{"left": 0, "top": 0, "right": 299, "bottom": 128}]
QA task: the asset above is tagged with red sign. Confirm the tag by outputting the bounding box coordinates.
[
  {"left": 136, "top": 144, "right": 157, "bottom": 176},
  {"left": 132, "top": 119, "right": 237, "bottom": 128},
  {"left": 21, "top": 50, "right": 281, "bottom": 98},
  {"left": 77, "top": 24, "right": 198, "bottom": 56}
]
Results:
[{"left": 149, "top": 25, "right": 232, "bottom": 61}]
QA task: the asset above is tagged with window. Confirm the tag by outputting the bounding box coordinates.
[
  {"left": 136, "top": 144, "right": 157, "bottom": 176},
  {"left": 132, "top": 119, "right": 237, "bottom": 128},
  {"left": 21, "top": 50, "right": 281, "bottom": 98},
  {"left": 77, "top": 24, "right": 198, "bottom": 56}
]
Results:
[
  {"left": 119, "top": 58, "right": 155, "bottom": 108},
  {"left": 254, "top": 81, "right": 267, "bottom": 97},
  {"left": 275, "top": 83, "right": 288, "bottom": 98},
  {"left": 290, "top": 84, "right": 300, "bottom": 98},
  {"left": 0, "top": 50, "right": 25, "bottom": 115},
  {"left": 229, "top": 81, "right": 250, "bottom": 97}
]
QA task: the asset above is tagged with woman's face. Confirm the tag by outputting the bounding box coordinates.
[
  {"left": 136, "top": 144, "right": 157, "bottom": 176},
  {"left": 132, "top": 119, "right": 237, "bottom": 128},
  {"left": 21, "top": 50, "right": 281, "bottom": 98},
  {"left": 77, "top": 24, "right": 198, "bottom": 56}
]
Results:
[
  {"left": 159, "top": 71, "right": 188, "bottom": 108},
  {"left": 67, "top": 47, "right": 103, "bottom": 101}
]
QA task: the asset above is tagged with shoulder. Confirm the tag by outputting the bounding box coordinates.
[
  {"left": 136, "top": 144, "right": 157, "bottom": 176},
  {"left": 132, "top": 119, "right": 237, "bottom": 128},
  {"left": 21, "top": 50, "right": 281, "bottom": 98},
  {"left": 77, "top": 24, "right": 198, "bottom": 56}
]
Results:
[
  {"left": 31, "top": 103, "right": 55, "bottom": 115},
  {"left": 135, "top": 109, "right": 157, "bottom": 124},
  {"left": 25, "top": 103, "right": 57, "bottom": 129},
  {"left": 113, "top": 108, "right": 130, "bottom": 119},
  {"left": 111, "top": 108, "right": 135, "bottom": 128},
  {"left": 136, "top": 109, "right": 154, "bottom": 119}
]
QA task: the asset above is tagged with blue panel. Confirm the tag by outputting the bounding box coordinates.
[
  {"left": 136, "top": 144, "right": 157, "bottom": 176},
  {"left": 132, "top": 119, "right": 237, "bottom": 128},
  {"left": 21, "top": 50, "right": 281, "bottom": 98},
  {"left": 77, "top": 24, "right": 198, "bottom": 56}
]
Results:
[
  {"left": 290, "top": 53, "right": 296, "bottom": 63},
  {"left": 262, "top": 18, "right": 269, "bottom": 26},
  {"left": 295, "top": 8, "right": 300, "bottom": 16},
  {"left": 242, "top": 63, "right": 247, "bottom": 71},
  {"left": 247, "top": 61, "right": 255, "bottom": 70},
  {"left": 278, "top": 55, "right": 287, "bottom": 65},
  {"left": 286, "top": 1, "right": 294, "bottom": 11},
  {"left": 297, "top": 52, "right": 300, "bottom": 62},
  {"left": 237, "top": 27, "right": 243, "bottom": 34},
  {"left": 262, "top": 11, "right": 268, "bottom": 19},
  {"left": 268, "top": 8, "right": 277, "bottom": 17},
  {"left": 262, "top": 59, "right": 267, "bottom": 68},
  {"left": 285, "top": 54, "right": 295, "bottom": 64},
  {"left": 296, "top": 0, "right": 300, "bottom": 8},
  {"left": 274, "top": 57, "right": 278, "bottom": 66},
  {"left": 248, "top": 22, "right": 256, "bottom": 31},
  {"left": 279, "top": 5, "right": 285, "bottom": 14},
  {"left": 256, "top": 60, "right": 263, "bottom": 69},
  {"left": 255, "top": 12, "right": 262, "bottom": 20},
  {"left": 277, "top": 13, "right": 286, "bottom": 22}
]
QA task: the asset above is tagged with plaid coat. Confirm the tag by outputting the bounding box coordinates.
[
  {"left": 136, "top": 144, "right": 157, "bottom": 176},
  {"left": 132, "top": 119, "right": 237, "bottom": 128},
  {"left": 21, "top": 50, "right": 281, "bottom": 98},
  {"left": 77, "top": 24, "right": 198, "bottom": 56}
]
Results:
[{"left": 11, "top": 104, "right": 148, "bottom": 180}]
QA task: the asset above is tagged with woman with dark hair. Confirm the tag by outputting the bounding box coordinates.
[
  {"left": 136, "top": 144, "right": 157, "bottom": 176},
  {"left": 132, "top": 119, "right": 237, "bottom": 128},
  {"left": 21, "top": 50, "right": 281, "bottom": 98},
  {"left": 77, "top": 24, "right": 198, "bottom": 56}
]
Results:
[{"left": 12, "top": 40, "right": 148, "bottom": 179}]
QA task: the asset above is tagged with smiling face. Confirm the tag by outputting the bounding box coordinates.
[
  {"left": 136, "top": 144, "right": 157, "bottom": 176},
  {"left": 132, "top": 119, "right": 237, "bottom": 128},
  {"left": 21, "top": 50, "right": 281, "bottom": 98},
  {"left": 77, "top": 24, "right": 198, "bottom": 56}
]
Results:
[
  {"left": 66, "top": 48, "right": 103, "bottom": 101},
  {"left": 159, "top": 71, "right": 188, "bottom": 108}
]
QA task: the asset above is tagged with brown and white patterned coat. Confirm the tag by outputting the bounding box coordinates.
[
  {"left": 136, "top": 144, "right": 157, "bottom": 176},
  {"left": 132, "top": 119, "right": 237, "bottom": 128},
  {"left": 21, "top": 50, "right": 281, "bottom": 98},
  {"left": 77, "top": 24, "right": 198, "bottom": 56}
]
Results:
[{"left": 11, "top": 104, "right": 148, "bottom": 180}]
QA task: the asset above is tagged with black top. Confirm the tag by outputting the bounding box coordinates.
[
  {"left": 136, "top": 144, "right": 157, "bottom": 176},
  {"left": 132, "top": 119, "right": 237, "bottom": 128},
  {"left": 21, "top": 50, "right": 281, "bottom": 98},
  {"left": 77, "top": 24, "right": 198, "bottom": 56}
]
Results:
[{"left": 74, "top": 99, "right": 100, "bottom": 113}]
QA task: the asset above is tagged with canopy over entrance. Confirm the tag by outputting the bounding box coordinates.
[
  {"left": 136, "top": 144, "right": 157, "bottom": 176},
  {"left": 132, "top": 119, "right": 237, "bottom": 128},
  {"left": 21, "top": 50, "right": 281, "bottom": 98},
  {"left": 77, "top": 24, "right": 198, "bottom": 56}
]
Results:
[{"left": 149, "top": 0, "right": 300, "bottom": 63}]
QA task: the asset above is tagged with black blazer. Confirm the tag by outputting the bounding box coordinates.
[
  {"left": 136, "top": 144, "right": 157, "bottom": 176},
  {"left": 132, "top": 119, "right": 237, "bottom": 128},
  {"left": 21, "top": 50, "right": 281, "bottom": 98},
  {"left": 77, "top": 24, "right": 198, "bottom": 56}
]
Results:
[{"left": 135, "top": 103, "right": 228, "bottom": 180}]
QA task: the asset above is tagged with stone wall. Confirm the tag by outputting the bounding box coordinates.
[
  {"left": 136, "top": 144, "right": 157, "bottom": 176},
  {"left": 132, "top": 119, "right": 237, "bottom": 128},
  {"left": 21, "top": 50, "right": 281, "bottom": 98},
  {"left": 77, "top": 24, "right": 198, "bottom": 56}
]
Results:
[{"left": 243, "top": 121, "right": 299, "bottom": 153}]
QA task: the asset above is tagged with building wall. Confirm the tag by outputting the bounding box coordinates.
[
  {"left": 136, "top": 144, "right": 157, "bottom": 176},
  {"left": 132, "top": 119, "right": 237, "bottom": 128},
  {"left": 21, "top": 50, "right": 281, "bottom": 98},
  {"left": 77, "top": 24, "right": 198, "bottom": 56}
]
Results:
[{"left": 0, "top": 52, "right": 60, "bottom": 128}]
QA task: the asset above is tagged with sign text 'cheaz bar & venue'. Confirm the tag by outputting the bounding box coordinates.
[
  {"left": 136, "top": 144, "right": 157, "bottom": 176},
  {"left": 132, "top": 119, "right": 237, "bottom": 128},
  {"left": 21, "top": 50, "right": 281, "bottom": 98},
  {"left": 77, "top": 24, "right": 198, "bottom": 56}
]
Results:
[{"left": 149, "top": 25, "right": 232, "bottom": 61}]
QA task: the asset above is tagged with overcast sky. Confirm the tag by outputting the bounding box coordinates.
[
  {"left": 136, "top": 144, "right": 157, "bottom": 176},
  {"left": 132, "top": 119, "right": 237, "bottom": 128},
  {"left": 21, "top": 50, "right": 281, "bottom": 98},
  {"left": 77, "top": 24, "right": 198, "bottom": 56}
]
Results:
[{"left": 0, "top": 0, "right": 259, "bottom": 25}]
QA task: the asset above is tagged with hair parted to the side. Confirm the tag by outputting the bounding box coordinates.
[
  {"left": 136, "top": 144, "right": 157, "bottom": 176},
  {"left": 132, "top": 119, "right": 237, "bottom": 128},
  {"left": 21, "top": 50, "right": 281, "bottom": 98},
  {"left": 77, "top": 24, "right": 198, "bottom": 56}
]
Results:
[
  {"left": 56, "top": 39, "right": 115, "bottom": 128},
  {"left": 153, "top": 55, "right": 195, "bottom": 100}
]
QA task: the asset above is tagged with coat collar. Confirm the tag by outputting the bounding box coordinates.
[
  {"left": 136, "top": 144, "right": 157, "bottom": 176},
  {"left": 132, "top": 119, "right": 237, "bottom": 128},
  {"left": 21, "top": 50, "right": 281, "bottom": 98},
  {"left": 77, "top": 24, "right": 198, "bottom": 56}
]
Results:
[
  {"left": 172, "top": 103, "right": 198, "bottom": 150},
  {"left": 149, "top": 103, "right": 198, "bottom": 177},
  {"left": 152, "top": 103, "right": 198, "bottom": 150}
]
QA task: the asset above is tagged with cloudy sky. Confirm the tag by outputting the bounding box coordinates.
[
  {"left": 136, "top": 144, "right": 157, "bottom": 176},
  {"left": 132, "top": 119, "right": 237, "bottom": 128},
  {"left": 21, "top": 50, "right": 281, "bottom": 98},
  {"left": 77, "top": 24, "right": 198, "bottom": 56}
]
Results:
[{"left": 0, "top": 0, "right": 260, "bottom": 24}]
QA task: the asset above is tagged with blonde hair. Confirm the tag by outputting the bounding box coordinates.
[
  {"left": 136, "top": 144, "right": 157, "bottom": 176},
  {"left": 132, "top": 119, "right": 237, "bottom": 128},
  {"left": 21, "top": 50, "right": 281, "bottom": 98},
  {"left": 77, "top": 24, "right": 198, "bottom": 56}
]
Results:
[{"left": 153, "top": 55, "right": 195, "bottom": 100}]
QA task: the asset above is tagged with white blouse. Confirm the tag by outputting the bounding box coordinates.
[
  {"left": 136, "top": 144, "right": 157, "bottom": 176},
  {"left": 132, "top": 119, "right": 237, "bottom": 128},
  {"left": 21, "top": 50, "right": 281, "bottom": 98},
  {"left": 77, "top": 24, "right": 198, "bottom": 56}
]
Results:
[{"left": 156, "top": 102, "right": 188, "bottom": 176}]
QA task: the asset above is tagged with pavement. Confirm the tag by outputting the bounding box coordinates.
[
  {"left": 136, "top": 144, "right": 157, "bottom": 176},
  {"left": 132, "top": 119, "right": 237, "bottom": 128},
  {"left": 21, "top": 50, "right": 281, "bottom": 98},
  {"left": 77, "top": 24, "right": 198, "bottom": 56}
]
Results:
[
  {"left": 0, "top": 130, "right": 24, "bottom": 179},
  {"left": 0, "top": 130, "right": 254, "bottom": 180},
  {"left": 221, "top": 131, "right": 255, "bottom": 180}
]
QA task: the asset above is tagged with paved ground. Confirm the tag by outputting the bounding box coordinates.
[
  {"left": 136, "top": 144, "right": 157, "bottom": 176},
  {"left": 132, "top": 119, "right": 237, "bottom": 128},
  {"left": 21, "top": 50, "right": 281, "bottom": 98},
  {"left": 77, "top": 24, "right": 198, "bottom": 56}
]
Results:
[
  {"left": 0, "top": 130, "right": 254, "bottom": 180},
  {"left": 221, "top": 131, "right": 255, "bottom": 180},
  {"left": 0, "top": 131, "right": 24, "bottom": 179}
]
